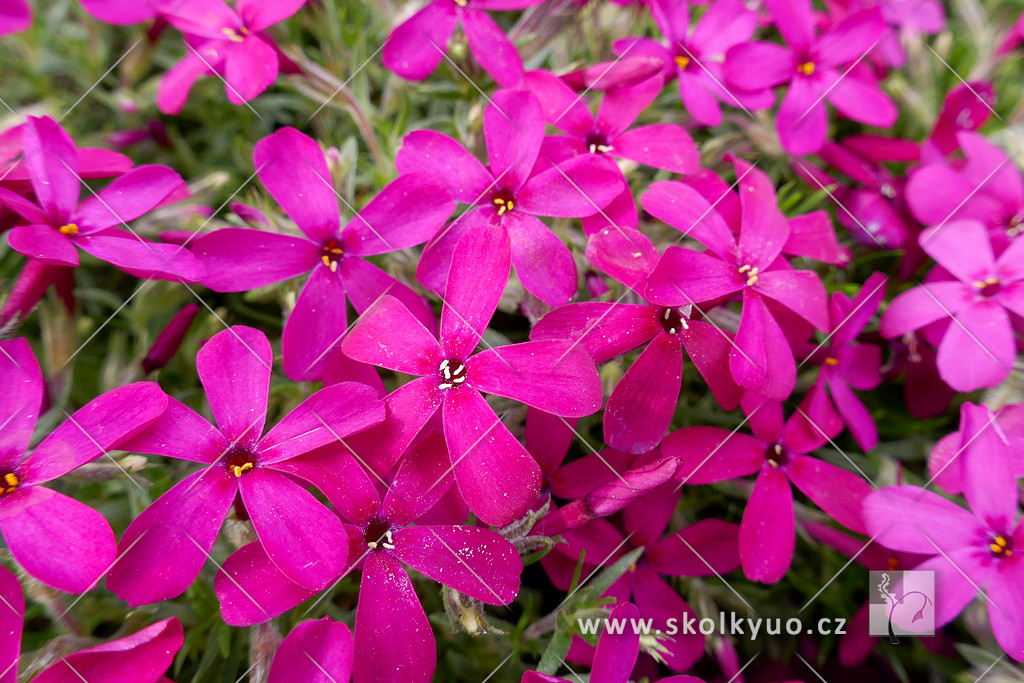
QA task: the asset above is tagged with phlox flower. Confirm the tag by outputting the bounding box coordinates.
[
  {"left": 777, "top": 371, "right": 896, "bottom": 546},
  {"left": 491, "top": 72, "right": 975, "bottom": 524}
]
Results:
[
  {"left": 156, "top": 0, "right": 306, "bottom": 113},
  {"left": 928, "top": 402, "right": 1024, "bottom": 495},
  {"left": 795, "top": 271, "right": 887, "bottom": 452},
  {"left": 215, "top": 433, "right": 522, "bottom": 683},
  {"left": 0, "top": 338, "right": 167, "bottom": 594},
  {"left": 663, "top": 398, "right": 872, "bottom": 582},
  {"left": 396, "top": 89, "right": 623, "bottom": 305},
  {"left": 0, "top": 116, "right": 201, "bottom": 281},
  {"left": 645, "top": 160, "right": 830, "bottom": 400},
  {"left": 382, "top": 0, "right": 543, "bottom": 87},
  {"left": 532, "top": 227, "right": 742, "bottom": 453},
  {"left": 107, "top": 325, "right": 386, "bottom": 605},
  {"left": 0, "top": 566, "right": 182, "bottom": 683},
  {"left": 724, "top": 0, "right": 896, "bottom": 155},
  {"left": 193, "top": 126, "right": 453, "bottom": 380},
  {"left": 614, "top": 0, "right": 773, "bottom": 126},
  {"left": 865, "top": 403, "right": 1024, "bottom": 660},
  {"left": 342, "top": 225, "right": 603, "bottom": 525},
  {"left": 880, "top": 220, "right": 1024, "bottom": 391}
]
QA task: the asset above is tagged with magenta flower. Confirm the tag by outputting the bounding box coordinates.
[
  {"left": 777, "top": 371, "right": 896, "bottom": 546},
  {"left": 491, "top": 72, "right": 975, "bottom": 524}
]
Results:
[
  {"left": 795, "top": 272, "right": 887, "bottom": 452},
  {"left": 929, "top": 402, "right": 1024, "bottom": 495},
  {"left": 382, "top": 0, "right": 542, "bottom": 87},
  {"left": 193, "top": 127, "right": 453, "bottom": 380},
  {"left": 644, "top": 162, "right": 830, "bottom": 400},
  {"left": 533, "top": 227, "right": 742, "bottom": 453},
  {"left": 542, "top": 486, "right": 739, "bottom": 671},
  {"left": 523, "top": 603, "right": 707, "bottom": 683},
  {"left": 614, "top": 0, "right": 773, "bottom": 126},
  {"left": 268, "top": 618, "right": 353, "bottom": 683},
  {"left": 216, "top": 433, "right": 522, "bottom": 683},
  {"left": 923, "top": 82, "right": 997, "bottom": 160},
  {"left": 106, "top": 325, "right": 386, "bottom": 605},
  {"left": 0, "top": 0, "right": 30, "bottom": 36},
  {"left": 880, "top": 220, "right": 1024, "bottom": 391},
  {"left": 865, "top": 403, "right": 1024, "bottom": 661},
  {"left": 663, "top": 398, "right": 872, "bottom": 582},
  {"left": 342, "top": 225, "right": 602, "bottom": 525},
  {"left": 724, "top": 0, "right": 897, "bottom": 154},
  {"left": 0, "top": 566, "right": 183, "bottom": 683},
  {"left": 156, "top": 0, "right": 306, "bottom": 113},
  {"left": 0, "top": 117, "right": 201, "bottom": 281},
  {"left": 0, "top": 338, "right": 167, "bottom": 594},
  {"left": 396, "top": 89, "right": 624, "bottom": 305}
]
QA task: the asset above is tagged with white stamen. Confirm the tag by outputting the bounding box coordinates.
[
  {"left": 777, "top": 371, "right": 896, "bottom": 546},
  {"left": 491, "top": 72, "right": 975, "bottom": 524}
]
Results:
[
  {"left": 596, "top": 144, "right": 613, "bottom": 153},
  {"left": 382, "top": 530, "right": 396, "bottom": 550},
  {"left": 439, "top": 383, "right": 454, "bottom": 390},
  {"left": 589, "top": 143, "right": 598, "bottom": 154}
]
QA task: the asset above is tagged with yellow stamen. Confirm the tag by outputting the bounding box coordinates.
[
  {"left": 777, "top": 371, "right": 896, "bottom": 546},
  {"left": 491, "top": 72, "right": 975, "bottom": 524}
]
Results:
[
  {"left": 2, "top": 473, "right": 18, "bottom": 493},
  {"left": 231, "top": 462, "right": 254, "bottom": 477},
  {"left": 973, "top": 277, "right": 999, "bottom": 288},
  {"left": 674, "top": 55, "right": 690, "bottom": 70},
  {"left": 886, "top": 556, "right": 899, "bottom": 571},
  {"left": 797, "top": 61, "right": 816, "bottom": 76},
  {"left": 493, "top": 197, "right": 515, "bottom": 216},
  {"left": 58, "top": 223, "right": 79, "bottom": 236},
  {"left": 738, "top": 265, "right": 759, "bottom": 286},
  {"left": 221, "top": 27, "right": 246, "bottom": 42},
  {"left": 990, "top": 535, "right": 1012, "bottom": 556},
  {"left": 455, "top": 0, "right": 467, "bottom": 5},
  {"left": 321, "top": 255, "right": 331, "bottom": 267},
  {"left": 824, "top": 357, "right": 839, "bottom": 366}
]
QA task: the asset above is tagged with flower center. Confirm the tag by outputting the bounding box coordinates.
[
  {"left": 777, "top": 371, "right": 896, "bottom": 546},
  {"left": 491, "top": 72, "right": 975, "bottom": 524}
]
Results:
[
  {"left": 1007, "top": 213, "right": 1024, "bottom": 236},
  {"left": 58, "top": 223, "right": 79, "bottom": 236},
  {"left": 989, "top": 534, "right": 1013, "bottom": 557},
  {"left": 766, "top": 442, "right": 790, "bottom": 468},
  {"left": 491, "top": 189, "right": 516, "bottom": 216},
  {"left": 674, "top": 55, "right": 691, "bottom": 70},
  {"left": 738, "top": 264, "right": 760, "bottom": 286},
  {"left": 824, "top": 356, "right": 839, "bottom": 366},
  {"left": 225, "top": 449, "right": 257, "bottom": 478},
  {"left": 585, "top": 132, "right": 613, "bottom": 155},
  {"left": 221, "top": 26, "right": 250, "bottom": 42},
  {"left": 454, "top": 0, "right": 468, "bottom": 6},
  {"left": 321, "top": 239, "right": 344, "bottom": 273},
  {"left": 1, "top": 473, "right": 19, "bottom": 494},
  {"left": 973, "top": 277, "right": 1001, "bottom": 298},
  {"left": 885, "top": 555, "right": 899, "bottom": 571},
  {"left": 797, "top": 61, "right": 816, "bottom": 76},
  {"left": 439, "top": 358, "right": 468, "bottom": 389},
  {"left": 364, "top": 517, "right": 396, "bottom": 550},
  {"left": 658, "top": 306, "right": 691, "bottom": 335}
]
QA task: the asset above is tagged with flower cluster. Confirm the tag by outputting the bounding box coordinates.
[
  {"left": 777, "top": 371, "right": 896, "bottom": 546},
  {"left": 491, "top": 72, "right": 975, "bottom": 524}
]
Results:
[{"left": 3, "top": 0, "right": 1024, "bottom": 680}]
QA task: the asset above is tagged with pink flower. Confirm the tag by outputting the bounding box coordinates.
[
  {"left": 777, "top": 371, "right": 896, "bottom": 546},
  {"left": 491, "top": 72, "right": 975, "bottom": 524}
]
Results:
[
  {"left": 216, "top": 434, "right": 522, "bottom": 683},
  {"left": 664, "top": 398, "right": 872, "bottom": 582},
  {"left": 0, "top": 566, "right": 183, "bottom": 682},
  {"left": 342, "top": 225, "right": 603, "bottom": 525},
  {"left": 724, "top": 0, "right": 896, "bottom": 154},
  {"left": 107, "top": 326, "right": 386, "bottom": 605},
  {"left": 645, "top": 161, "right": 830, "bottom": 400},
  {"left": 193, "top": 127, "right": 453, "bottom": 380},
  {"left": 0, "top": 117, "right": 201, "bottom": 281},
  {"left": 614, "top": 0, "right": 773, "bottom": 126},
  {"left": 396, "top": 89, "right": 624, "bottom": 305},
  {"left": 268, "top": 618, "right": 354, "bottom": 683},
  {"left": 0, "top": 338, "right": 167, "bottom": 594},
  {"left": 880, "top": 220, "right": 1024, "bottom": 391},
  {"left": 156, "top": 0, "right": 306, "bottom": 113},
  {"left": 78, "top": 0, "right": 158, "bottom": 24},
  {"left": 865, "top": 403, "right": 1024, "bottom": 661},
  {"left": 382, "top": 0, "right": 543, "bottom": 87},
  {"left": 928, "top": 402, "right": 1024, "bottom": 495}
]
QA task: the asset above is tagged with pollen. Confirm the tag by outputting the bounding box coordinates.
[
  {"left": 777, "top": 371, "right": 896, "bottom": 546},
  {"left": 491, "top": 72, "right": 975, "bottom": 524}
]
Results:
[
  {"left": 320, "top": 240, "right": 344, "bottom": 273},
  {"left": 454, "top": 0, "right": 468, "bottom": 5},
  {"left": 674, "top": 55, "right": 690, "bottom": 70},
  {"left": 231, "top": 462, "right": 254, "bottom": 477},
  {"left": 493, "top": 196, "right": 515, "bottom": 216},
  {"left": 221, "top": 26, "right": 249, "bottom": 42},
  {"left": 438, "top": 358, "right": 468, "bottom": 389},
  {"left": 738, "top": 264, "right": 759, "bottom": 286},
  {"left": 2, "top": 473, "right": 18, "bottom": 494},
  {"left": 797, "top": 61, "right": 816, "bottom": 76},
  {"left": 885, "top": 556, "right": 899, "bottom": 571},
  {"left": 824, "top": 356, "right": 839, "bottom": 366},
  {"left": 989, "top": 535, "right": 1012, "bottom": 557},
  {"left": 58, "top": 223, "right": 79, "bottom": 236}
]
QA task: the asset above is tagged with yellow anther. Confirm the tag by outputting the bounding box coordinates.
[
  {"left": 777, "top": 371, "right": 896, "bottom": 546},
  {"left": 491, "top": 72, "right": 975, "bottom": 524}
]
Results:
[
  {"left": 886, "top": 556, "right": 899, "bottom": 571},
  {"left": 493, "top": 197, "right": 514, "bottom": 216},
  {"left": 674, "top": 55, "right": 690, "bottom": 70},
  {"left": 738, "top": 265, "right": 751, "bottom": 273},
  {"left": 221, "top": 27, "right": 246, "bottom": 42},
  {"left": 973, "top": 277, "right": 1000, "bottom": 288},
  {"left": 454, "top": 0, "right": 468, "bottom": 6},
  {"left": 824, "top": 357, "right": 839, "bottom": 366},
  {"left": 990, "top": 535, "right": 1012, "bottom": 556},
  {"left": 2, "top": 473, "right": 18, "bottom": 493},
  {"left": 231, "top": 462, "right": 254, "bottom": 477},
  {"left": 738, "top": 265, "right": 760, "bottom": 286},
  {"left": 58, "top": 223, "right": 79, "bottom": 236},
  {"left": 321, "top": 255, "right": 331, "bottom": 267},
  {"left": 797, "top": 61, "right": 816, "bottom": 76}
]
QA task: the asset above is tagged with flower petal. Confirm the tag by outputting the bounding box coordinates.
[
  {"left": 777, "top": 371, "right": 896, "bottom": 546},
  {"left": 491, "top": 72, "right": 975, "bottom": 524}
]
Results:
[
  {"left": 649, "top": 519, "right": 742, "bottom": 576},
  {"left": 612, "top": 124, "right": 699, "bottom": 174},
  {"left": 22, "top": 117, "right": 78, "bottom": 224},
  {"left": 788, "top": 456, "right": 871, "bottom": 534},
  {"left": 241, "top": 468, "right": 348, "bottom": 590},
  {"left": 518, "top": 154, "right": 623, "bottom": 218},
  {"left": 863, "top": 485, "right": 980, "bottom": 555},
  {"left": 72, "top": 165, "right": 184, "bottom": 232},
  {"left": 395, "top": 131, "right": 492, "bottom": 204},
  {"left": 731, "top": 290, "right": 795, "bottom": 400},
  {"left": 197, "top": 326, "right": 272, "bottom": 448},
  {"left": 0, "top": 337, "right": 42, "bottom": 465},
  {"left": 7, "top": 224, "right": 79, "bottom": 266},
  {"left": 383, "top": 431, "right": 453, "bottom": 525},
  {"left": 192, "top": 228, "right": 317, "bottom": 292},
  {"left": 604, "top": 333, "right": 682, "bottom": 454},
  {"left": 268, "top": 618, "right": 354, "bottom": 683},
  {"left": 507, "top": 212, "right": 577, "bottom": 306},
  {"left": 216, "top": 542, "right": 318, "bottom": 626},
  {"left": 117, "top": 397, "right": 225, "bottom": 464},
  {"left": 646, "top": 246, "right": 744, "bottom": 305},
  {"left": 281, "top": 267, "right": 349, "bottom": 382},
  {"left": 739, "top": 466, "right": 794, "bottom": 583},
  {"left": 342, "top": 295, "right": 444, "bottom": 375},
  {"left": 342, "top": 173, "right": 452, "bottom": 255},
  {"left": 381, "top": 2, "right": 459, "bottom": 82},
  {"left": 531, "top": 302, "right": 658, "bottom": 364},
  {"left": 755, "top": 269, "right": 829, "bottom": 330},
  {"left": 936, "top": 300, "right": 1013, "bottom": 392},
  {"left": 75, "top": 234, "right": 204, "bottom": 281},
  {"left": 462, "top": 8, "right": 525, "bottom": 86},
  {"left": 0, "top": 488, "right": 114, "bottom": 594}
]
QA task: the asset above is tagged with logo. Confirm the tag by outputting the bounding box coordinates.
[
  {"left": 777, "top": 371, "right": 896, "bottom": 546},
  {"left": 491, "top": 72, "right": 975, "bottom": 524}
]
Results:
[{"left": 868, "top": 570, "right": 935, "bottom": 642}]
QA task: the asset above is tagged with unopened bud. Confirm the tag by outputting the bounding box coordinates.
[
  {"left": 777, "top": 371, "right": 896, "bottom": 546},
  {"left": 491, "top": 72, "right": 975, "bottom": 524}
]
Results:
[{"left": 142, "top": 304, "right": 199, "bottom": 374}]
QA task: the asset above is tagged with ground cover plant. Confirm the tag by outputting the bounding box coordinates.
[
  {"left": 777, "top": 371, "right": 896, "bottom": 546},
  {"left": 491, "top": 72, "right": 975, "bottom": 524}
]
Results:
[{"left": 2, "top": 0, "right": 1024, "bottom": 681}]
